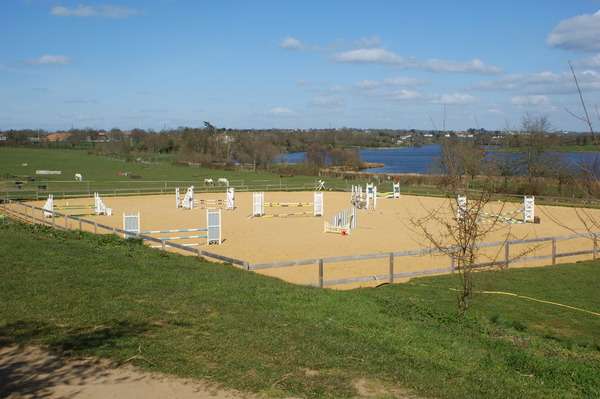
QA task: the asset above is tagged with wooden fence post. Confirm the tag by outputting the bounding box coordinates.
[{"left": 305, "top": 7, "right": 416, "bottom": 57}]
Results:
[
  {"left": 504, "top": 242, "right": 510, "bottom": 268},
  {"left": 593, "top": 234, "right": 598, "bottom": 261},
  {"left": 552, "top": 238, "right": 557, "bottom": 265},
  {"left": 162, "top": 240, "right": 166, "bottom": 251},
  {"left": 389, "top": 252, "right": 394, "bottom": 283},
  {"left": 30, "top": 204, "right": 35, "bottom": 224},
  {"left": 51, "top": 212, "right": 55, "bottom": 229},
  {"left": 94, "top": 222, "right": 97, "bottom": 234},
  {"left": 318, "top": 259, "right": 324, "bottom": 288},
  {"left": 64, "top": 215, "right": 68, "bottom": 229},
  {"left": 79, "top": 218, "right": 82, "bottom": 231}
]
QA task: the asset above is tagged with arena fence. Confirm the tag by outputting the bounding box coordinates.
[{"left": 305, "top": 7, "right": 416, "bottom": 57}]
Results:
[
  {"left": 1, "top": 200, "right": 248, "bottom": 268},
  {"left": 2, "top": 199, "right": 599, "bottom": 289}
]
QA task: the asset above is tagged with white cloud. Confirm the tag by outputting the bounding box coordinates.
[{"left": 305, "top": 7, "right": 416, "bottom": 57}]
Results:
[
  {"left": 383, "top": 76, "right": 427, "bottom": 86},
  {"left": 333, "top": 48, "right": 501, "bottom": 74},
  {"left": 388, "top": 89, "right": 424, "bottom": 101},
  {"left": 280, "top": 36, "right": 304, "bottom": 50},
  {"left": 356, "top": 80, "right": 380, "bottom": 90},
  {"left": 578, "top": 54, "right": 600, "bottom": 68},
  {"left": 422, "top": 58, "right": 501, "bottom": 74},
  {"left": 475, "top": 70, "right": 600, "bottom": 94},
  {"left": 333, "top": 48, "right": 405, "bottom": 64},
  {"left": 433, "top": 93, "right": 477, "bottom": 105},
  {"left": 268, "top": 107, "right": 295, "bottom": 115},
  {"left": 547, "top": 10, "right": 600, "bottom": 52},
  {"left": 51, "top": 4, "right": 140, "bottom": 18},
  {"left": 511, "top": 95, "right": 550, "bottom": 106},
  {"left": 310, "top": 96, "right": 345, "bottom": 109},
  {"left": 26, "top": 54, "right": 70, "bottom": 65}
]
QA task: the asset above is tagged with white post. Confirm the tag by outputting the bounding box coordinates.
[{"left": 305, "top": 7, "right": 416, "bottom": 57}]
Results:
[
  {"left": 524, "top": 195, "right": 535, "bottom": 223},
  {"left": 313, "top": 192, "right": 324, "bottom": 217},
  {"left": 226, "top": 187, "right": 235, "bottom": 210},
  {"left": 252, "top": 192, "right": 264, "bottom": 217},
  {"left": 457, "top": 195, "right": 467, "bottom": 220}
]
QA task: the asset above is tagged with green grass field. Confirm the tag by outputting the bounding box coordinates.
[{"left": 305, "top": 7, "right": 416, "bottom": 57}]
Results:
[
  {"left": 0, "top": 147, "right": 432, "bottom": 200},
  {"left": 1, "top": 220, "right": 599, "bottom": 398},
  {"left": 0, "top": 146, "right": 314, "bottom": 183}
]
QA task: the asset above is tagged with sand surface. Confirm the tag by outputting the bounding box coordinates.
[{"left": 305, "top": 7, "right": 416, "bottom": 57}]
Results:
[
  {"left": 22, "top": 191, "right": 600, "bottom": 288},
  {"left": 0, "top": 345, "right": 257, "bottom": 399}
]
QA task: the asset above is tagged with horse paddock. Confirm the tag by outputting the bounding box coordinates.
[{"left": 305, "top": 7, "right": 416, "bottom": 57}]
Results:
[{"left": 22, "top": 191, "right": 600, "bottom": 289}]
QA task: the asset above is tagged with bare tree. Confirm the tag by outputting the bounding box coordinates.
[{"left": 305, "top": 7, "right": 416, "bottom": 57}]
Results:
[
  {"left": 410, "top": 190, "right": 520, "bottom": 314},
  {"left": 565, "top": 61, "right": 595, "bottom": 142}
]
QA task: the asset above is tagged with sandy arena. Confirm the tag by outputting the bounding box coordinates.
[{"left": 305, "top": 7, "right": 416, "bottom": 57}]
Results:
[{"left": 22, "top": 191, "right": 600, "bottom": 289}]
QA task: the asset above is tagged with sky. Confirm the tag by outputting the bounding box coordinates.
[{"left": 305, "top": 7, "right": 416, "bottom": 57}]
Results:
[{"left": 2, "top": 1, "right": 600, "bottom": 131}]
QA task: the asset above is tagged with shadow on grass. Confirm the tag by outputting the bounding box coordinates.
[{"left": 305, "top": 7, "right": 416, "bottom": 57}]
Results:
[{"left": 0, "top": 319, "right": 152, "bottom": 398}]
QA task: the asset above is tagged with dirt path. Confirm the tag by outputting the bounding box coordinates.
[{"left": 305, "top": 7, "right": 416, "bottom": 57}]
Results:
[{"left": 0, "top": 345, "right": 258, "bottom": 399}]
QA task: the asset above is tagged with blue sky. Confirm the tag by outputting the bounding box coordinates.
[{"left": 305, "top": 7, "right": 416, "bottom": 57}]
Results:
[{"left": 2, "top": 1, "right": 600, "bottom": 131}]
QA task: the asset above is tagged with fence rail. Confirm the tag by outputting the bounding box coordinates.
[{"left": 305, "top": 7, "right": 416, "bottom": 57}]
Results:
[
  {"left": 249, "top": 231, "right": 600, "bottom": 288},
  {"left": 2, "top": 198, "right": 598, "bottom": 289},
  {"left": 1, "top": 200, "right": 249, "bottom": 268}
]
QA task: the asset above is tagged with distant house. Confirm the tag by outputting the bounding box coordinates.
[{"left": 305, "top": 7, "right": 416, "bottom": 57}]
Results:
[
  {"left": 47, "top": 132, "right": 72, "bottom": 142},
  {"left": 217, "top": 134, "right": 235, "bottom": 144},
  {"left": 88, "top": 132, "right": 111, "bottom": 143},
  {"left": 0, "top": 134, "right": 7, "bottom": 142}
]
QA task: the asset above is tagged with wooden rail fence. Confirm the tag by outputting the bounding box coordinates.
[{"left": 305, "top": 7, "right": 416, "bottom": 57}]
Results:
[{"left": 2, "top": 199, "right": 598, "bottom": 288}]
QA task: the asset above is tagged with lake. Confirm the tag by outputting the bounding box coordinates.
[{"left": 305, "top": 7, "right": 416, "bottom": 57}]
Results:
[{"left": 279, "top": 144, "right": 600, "bottom": 174}]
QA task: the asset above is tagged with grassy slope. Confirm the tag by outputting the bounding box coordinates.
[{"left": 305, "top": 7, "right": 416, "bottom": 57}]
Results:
[
  {"left": 1, "top": 221, "right": 599, "bottom": 398},
  {"left": 0, "top": 147, "right": 304, "bottom": 182}
]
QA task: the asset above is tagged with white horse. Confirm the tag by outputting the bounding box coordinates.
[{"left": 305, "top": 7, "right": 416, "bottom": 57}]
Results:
[
  {"left": 204, "top": 178, "right": 214, "bottom": 186},
  {"left": 75, "top": 173, "right": 83, "bottom": 182},
  {"left": 217, "top": 178, "right": 229, "bottom": 187}
]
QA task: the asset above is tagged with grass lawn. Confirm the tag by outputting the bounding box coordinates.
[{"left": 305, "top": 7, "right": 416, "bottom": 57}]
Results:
[
  {"left": 0, "top": 146, "right": 316, "bottom": 184},
  {"left": 1, "top": 220, "right": 599, "bottom": 398},
  {"left": 0, "top": 147, "right": 440, "bottom": 200}
]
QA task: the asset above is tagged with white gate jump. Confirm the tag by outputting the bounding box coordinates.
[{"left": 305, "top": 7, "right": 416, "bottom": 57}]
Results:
[
  {"left": 351, "top": 184, "right": 377, "bottom": 210},
  {"left": 252, "top": 192, "right": 323, "bottom": 218},
  {"left": 324, "top": 207, "right": 357, "bottom": 235},
  {"left": 459, "top": 195, "right": 537, "bottom": 224},
  {"left": 123, "top": 209, "right": 222, "bottom": 246},
  {"left": 43, "top": 193, "right": 111, "bottom": 217}
]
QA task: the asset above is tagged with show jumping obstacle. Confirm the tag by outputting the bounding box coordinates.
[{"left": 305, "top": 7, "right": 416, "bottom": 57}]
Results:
[
  {"left": 351, "top": 183, "right": 377, "bottom": 210},
  {"left": 43, "top": 193, "right": 112, "bottom": 218},
  {"left": 176, "top": 186, "right": 196, "bottom": 209},
  {"left": 123, "top": 208, "right": 222, "bottom": 246},
  {"left": 252, "top": 192, "right": 324, "bottom": 218},
  {"left": 458, "top": 195, "right": 537, "bottom": 224},
  {"left": 177, "top": 186, "right": 235, "bottom": 210},
  {"left": 324, "top": 207, "right": 357, "bottom": 235},
  {"left": 199, "top": 187, "right": 235, "bottom": 210}
]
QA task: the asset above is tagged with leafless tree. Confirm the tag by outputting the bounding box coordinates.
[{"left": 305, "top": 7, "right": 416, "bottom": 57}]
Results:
[
  {"left": 565, "top": 61, "right": 595, "bottom": 142},
  {"left": 410, "top": 189, "right": 528, "bottom": 314}
]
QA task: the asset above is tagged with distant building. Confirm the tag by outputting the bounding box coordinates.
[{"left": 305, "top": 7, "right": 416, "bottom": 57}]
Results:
[
  {"left": 217, "top": 134, "right": 235, "bottom": 144},
  {"left": 0, "top": 134, "right": 7, "bottom": 142},
  {"left": 47, "top": 132, "right": 72, "bottom": 142}
]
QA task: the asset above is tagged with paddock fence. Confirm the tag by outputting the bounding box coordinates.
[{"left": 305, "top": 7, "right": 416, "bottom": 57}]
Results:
[
  {"left": 1, "top": 199, "right": 599, "bottom": 289},
  {"left": 248, "top": 232, "right": 600, "bottom": 287},
  {"left": 0, "top": 200, "right": 249, "bottom": 268}
]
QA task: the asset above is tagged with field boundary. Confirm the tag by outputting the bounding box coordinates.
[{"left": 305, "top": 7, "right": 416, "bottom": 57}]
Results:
[
  {"left": 249, "top": 231, "right": 600, "bottom": 287},
  {"left": 1, "top": 200, "right": 250, "bottom": 268},
  {"left": 2, "top": 199, "right": 599, "bottom": 289}
]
